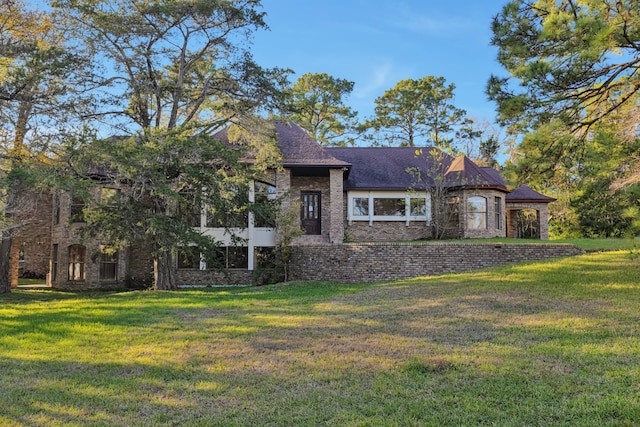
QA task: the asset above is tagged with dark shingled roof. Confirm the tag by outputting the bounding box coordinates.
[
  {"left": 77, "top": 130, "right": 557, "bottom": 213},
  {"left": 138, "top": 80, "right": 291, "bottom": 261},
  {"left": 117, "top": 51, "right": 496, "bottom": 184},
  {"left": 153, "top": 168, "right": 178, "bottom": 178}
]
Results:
[
  {"left": 213, "top": 120, "right": 350, "bottom": 168},
  {"left": 506, "top": 185, "right": 556, "bottom": 203},
  {"left": 326, "top": 147, "right": 448, "bottom": 190},
  {"left": 273, "top": 121, "right": 351, "bottom": 168},
  {"left": 326, "top": 147, "right": 508, "bottom": 191}
]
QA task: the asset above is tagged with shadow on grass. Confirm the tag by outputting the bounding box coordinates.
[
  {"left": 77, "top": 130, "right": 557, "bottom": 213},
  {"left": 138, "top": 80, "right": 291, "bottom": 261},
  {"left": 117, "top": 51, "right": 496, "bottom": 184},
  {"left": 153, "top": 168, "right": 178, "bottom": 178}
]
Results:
[{"left": 1, "top": 252, "right": 640, "bottom": 425}]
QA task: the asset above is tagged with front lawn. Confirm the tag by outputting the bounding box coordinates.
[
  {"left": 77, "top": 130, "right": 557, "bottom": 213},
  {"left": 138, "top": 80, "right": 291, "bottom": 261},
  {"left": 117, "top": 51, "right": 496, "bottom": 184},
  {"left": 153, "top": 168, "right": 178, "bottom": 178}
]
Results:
[{"left": 1, "top": 250, "right": 639, "bottom": 426}]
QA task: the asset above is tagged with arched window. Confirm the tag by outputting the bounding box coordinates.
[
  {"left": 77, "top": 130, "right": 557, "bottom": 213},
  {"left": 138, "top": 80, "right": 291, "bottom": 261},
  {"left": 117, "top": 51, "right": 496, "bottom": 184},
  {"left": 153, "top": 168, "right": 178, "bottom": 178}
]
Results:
[
  {"left": 68, "top": 245, "right": 86, "bottom": 281},
  {"left": 467, "top": 196, "right": 487, "bottom": 230}
]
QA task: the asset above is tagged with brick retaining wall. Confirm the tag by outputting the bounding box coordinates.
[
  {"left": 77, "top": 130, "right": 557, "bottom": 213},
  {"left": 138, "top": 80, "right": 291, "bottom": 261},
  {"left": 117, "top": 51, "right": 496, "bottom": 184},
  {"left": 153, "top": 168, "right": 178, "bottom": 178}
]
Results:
[{"left": 289, "top": 242, "right": 584, "bottom": 283}]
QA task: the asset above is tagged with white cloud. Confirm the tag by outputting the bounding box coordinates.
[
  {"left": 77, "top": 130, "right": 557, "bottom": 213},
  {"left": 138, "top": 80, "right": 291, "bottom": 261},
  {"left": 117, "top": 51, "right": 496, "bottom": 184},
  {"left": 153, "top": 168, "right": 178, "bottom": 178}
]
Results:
[{"left": 353, "top": 61, "right": 394, "bottom": 101}]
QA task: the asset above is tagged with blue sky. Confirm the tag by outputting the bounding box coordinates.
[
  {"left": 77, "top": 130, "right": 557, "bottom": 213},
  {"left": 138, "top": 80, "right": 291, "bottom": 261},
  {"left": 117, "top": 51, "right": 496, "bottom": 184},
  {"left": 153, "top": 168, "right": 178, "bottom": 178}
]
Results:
[{"left": 252, "top": 0, "right": 509, "bottom": 124}]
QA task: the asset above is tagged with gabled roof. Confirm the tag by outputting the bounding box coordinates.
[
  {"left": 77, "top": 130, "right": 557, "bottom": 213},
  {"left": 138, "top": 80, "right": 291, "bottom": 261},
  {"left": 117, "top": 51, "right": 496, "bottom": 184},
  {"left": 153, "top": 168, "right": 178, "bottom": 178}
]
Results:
[
  {"left": 212, "top": 120, "right": 350, "bottom": 169},
  {"left": 506, "top": 185, "right": 556, "bottom": 203}
]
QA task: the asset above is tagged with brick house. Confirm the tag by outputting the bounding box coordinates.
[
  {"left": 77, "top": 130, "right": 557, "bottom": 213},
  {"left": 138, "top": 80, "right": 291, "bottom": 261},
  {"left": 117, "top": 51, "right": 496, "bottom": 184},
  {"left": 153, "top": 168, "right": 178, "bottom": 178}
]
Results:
[{"left": 8, "top": 120, "right": 554, "bottom": 289}]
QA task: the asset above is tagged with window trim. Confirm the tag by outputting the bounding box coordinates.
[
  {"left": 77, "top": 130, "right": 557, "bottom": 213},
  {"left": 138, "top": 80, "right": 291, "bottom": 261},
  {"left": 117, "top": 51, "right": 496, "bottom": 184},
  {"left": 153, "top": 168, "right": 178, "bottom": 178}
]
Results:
[
  {"left": 467, "top": 196, "right": 488, "bottom": 230},
  {"left": 99, "top": 247, "right": 119, "bottom": 282},
  {"left": 494, "top": 196, "right": 502, "bottom": 230},
  {"left": 348, "top": 191, "right": 431, "bottom": 225},
  {"left": 68, "top": 244, "right": 86, "bottom": 281}
]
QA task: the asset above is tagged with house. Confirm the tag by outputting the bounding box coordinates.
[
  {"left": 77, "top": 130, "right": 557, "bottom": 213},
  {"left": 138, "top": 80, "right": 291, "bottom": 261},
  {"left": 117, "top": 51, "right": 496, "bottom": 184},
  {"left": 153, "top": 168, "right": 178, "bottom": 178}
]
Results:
[{"left": 7, "top": 120, "right": 555, "bottom": 289}]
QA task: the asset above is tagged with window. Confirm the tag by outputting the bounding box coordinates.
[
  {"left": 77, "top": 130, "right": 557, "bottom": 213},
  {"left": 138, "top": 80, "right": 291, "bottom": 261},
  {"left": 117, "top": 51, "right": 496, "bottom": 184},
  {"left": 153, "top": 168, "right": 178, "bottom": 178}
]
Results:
[
  {"left": 447, "top": 196, "right": 460, "bottom": 227},
  {"left": 70, "top": 194, "right": 85, "bottom": 223},
  {"left": 227, "top": 247, "right": 248, "bottom": 269},
  {"left": 51, "top": 244, "right": 58, "bottom": 281},
  {"left": 410, "top": 198, "right": 427, "bottom": 217},
  {"left": 254, "top": 181, "right": 277, "bottom": 228},
  {"left": 374, "top": 198, "right": 405, "bottom": 217},
  {"left": 467, "top": 196, "right": 487, "bottom": 230},
  {"left": 352, "top": 197, "right": 369, "bottom": 216},
  {"left": 68, "top": 245, "right": 86, "bottom": 281},
  {"left": 177, "top": 249, "right": 200, "bottom": 269},
  {"left": 495, "top": 196, "right": 502, "bottom": 230},
  {"left": 348, "top": 192, "right": 430, "bottom": 223},
  {"left": 99, "top": 248, "right": 118, "bottom": 281},
  {"left": 254, "top": 247, "right": 276, "bottom": 269},
  {"left": 179, "top": 190, "right": 202, "bottom": 228},
  {"left": 53, "top": 193, "right": 60, "bottom": 225},
  {"left": 204, "top": 247, "right": 249, "bottom": 269},
  {"left": 206, "top": 188, "right": 248, "bottom": 228}
]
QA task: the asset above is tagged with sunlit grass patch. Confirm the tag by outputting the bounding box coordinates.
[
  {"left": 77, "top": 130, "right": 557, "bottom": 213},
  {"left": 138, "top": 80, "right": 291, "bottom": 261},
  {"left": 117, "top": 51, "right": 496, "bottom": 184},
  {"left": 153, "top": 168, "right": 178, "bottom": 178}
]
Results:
[{"left": 2, "top": 251, "right": 640, "bottom": 425}]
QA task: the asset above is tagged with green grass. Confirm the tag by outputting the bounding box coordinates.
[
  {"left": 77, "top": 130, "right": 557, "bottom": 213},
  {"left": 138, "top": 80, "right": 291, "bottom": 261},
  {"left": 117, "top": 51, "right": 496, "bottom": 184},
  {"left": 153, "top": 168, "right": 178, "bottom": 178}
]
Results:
[
  {"left": 448, "top": 237, "right": 638, "bottom": 252},
  {"left": 17, "top": 278, "right": 47, "bottom": 286},
  {"left": 2, "top": 250, "right": 640, "bottom": 426}
]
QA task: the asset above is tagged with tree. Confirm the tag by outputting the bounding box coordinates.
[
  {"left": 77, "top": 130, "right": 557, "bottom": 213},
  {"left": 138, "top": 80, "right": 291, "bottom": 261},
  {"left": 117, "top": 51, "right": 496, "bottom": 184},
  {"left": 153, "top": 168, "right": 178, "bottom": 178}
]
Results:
[
  {"left": 0, "top": 0, "right": 88, "bottom": 293},
  {"left": 283, "top": 72, "right": 358, "bottom": 146},
  {"left": 363, "top": 75, "right": 467, "bottom": 147},
  {"left": 488, "top": 0, "right": 640, "bottom": 137},
  {"left": 503, "top": 116, "right": 640, "bottom": 238},
  {"left": 53, "top": 0, "right": 287, "bottom": 290}
]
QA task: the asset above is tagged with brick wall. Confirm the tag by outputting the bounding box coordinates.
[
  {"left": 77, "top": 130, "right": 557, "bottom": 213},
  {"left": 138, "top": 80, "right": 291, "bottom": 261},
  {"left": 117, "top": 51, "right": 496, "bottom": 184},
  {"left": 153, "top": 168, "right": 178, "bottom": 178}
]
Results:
[
  {"left": 9, "top": 190, "right": 52, "bottom": 286},
  {"left": 289, "top": 242, "right": 583, "bottom": 283},
  {"left": 346, "top": 221, "right": 433, "bottom": 242}
]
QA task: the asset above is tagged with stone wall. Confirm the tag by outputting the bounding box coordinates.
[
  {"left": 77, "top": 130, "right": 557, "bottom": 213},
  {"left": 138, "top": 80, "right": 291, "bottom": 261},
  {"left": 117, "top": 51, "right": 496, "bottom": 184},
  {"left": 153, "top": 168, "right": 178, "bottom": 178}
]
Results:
[{"left": 289, "top": 242, "right": 583, "bottom": 283}]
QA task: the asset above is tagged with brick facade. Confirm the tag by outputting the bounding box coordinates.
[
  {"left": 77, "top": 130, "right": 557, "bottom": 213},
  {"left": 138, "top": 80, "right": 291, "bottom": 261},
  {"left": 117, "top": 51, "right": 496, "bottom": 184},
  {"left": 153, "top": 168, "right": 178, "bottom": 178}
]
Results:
[
  {"left": 460, "top": 189, "right": 507, "bottom": 239},
  {"left": 9, "top": 190, "right": 52, "bottom": 287}
]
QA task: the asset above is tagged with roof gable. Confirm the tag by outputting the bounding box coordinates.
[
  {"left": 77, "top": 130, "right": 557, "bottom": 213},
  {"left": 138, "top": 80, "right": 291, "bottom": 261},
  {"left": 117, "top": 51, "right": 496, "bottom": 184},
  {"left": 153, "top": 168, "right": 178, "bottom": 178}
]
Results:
[{"left": 445, "top": 156, "right": 507, "bottom": 189}]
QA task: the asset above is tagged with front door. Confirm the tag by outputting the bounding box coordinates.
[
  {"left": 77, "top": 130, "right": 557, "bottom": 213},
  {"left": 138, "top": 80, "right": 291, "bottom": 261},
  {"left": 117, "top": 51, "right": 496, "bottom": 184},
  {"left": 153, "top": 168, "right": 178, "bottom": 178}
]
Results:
[{"left": 301, "top": 191, "right": 321, "bottom": 235}]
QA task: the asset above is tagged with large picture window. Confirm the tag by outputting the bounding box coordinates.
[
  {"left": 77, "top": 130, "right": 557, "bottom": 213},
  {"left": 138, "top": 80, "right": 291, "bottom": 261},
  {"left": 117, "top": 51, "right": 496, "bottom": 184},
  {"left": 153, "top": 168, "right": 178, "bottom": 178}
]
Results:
[
  {"left": 374, "top": 198, "right": 405, "bottom": 216},
  {"left": 467, "top": 196, "right": 487, "bottom": 230},
  {"left": 348, "top": 191, "right": 430, "bottom": 224}
]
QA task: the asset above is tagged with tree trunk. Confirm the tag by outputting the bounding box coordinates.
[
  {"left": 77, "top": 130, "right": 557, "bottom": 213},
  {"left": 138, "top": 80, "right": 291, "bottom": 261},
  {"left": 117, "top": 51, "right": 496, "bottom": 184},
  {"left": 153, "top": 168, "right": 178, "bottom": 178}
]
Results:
[
  {"left": 153, "top": 248, "right": 177, "bottom": 290},
  {"left": 0, "top": 233, "right": 12, "bottom": 294}
]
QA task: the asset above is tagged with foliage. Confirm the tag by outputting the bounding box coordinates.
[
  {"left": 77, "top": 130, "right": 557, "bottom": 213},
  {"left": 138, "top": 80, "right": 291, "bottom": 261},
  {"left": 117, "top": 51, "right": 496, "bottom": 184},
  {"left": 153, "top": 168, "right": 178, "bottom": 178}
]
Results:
[
  {"left": 408, "top": 147, "right": 460, "bottom": 240},
  {"left": 282, "top": 72, "right": 358, "bottom": 146},
  {"left": 362, "top": 75, "right": 467, "bottom": 147},
  {"left": 50, "top": 0, "right": 288, "bottom": 289},
  {"left": 2, "top": 251, "right": 640, "bottom": 425},
  {"left": 503, "top": 114, "right": 640, "bottom": 238},
  {"left": 488, "top": 0, "right": 640, "bottom": 135},
  {"left": 0, "top": 0, "right": 89, "bottom": 293},
  {"left": 274, "top": 197, "right": 304, "bottom": 282},
  {"left": 489, "top": 1, "right": 640, "bottom": 235}
]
